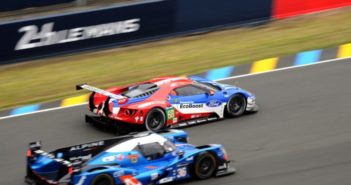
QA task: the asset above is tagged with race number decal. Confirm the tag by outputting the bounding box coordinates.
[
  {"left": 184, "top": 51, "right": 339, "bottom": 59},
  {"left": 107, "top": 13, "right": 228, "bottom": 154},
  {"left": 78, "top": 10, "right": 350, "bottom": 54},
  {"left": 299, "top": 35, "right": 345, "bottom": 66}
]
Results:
[
  {"left": 177, "top": 167, "right": 187, "bottom": 178},
  {"left": 166, "top": 108, "right": 175, "bottom": 120},
  {"left": 119, "top": 175, "right": 142, "bottom": 185}
]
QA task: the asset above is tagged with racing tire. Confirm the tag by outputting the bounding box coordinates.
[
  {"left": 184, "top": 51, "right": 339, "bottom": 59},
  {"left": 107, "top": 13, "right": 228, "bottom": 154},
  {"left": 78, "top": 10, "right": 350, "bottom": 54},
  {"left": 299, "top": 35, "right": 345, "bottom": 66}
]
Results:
[
  {"left": 145, "top": 108, "right": 166, "bottom": 131},
  {"left": 90, "top": 174, "right": 115, "bottom": 185},
  {"left": 226, "top": 94, "right": 247, "bottom": 117},
  {"left": 192, "top": 152, "right": 217, "bottom": 179}
]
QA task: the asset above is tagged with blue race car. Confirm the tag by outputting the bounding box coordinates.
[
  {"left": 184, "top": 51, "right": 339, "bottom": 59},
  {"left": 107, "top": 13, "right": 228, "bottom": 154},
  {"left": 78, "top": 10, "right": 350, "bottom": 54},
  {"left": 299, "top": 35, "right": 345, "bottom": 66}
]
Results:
[{"left": 25, "top": 129, "right": 235, "bottom": 185}]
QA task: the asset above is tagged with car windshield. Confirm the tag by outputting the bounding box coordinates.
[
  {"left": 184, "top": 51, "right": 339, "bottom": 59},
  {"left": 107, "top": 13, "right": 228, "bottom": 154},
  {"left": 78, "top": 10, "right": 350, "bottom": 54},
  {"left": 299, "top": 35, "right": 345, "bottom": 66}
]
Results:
[
  {"left": 106, "top": 133, "right": 168, "bottom": 153},
  {"left": 195, "top": 82, "right": 221, "bottom": 91},
  {"left": 122, "top": 83, "right": 159, "bottom": 98}
]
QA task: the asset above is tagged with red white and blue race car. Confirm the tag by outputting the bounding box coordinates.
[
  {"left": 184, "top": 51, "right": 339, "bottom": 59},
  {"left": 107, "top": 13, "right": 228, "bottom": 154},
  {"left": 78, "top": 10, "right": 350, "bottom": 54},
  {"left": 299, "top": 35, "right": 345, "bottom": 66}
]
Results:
[{"left": 77, "top": 76, "right": 258, "bottom": 133}]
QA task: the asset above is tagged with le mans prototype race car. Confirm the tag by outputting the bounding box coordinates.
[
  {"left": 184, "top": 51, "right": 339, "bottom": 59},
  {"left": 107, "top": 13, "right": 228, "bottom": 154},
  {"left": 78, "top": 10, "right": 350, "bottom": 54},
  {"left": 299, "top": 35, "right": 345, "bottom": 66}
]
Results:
[
  {"left": 77, "top": 76, "right": 258, "bottom": 132},
  {"left": 25, "top": 129, "right": 235, "bottom": 185}
]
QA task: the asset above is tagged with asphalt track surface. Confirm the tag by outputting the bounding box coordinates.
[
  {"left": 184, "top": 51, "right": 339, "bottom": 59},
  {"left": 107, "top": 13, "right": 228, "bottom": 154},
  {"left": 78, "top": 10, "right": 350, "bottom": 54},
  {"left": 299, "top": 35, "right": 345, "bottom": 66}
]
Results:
[{"left": 1, "top": 59, "right": 351, "bottom": 185}]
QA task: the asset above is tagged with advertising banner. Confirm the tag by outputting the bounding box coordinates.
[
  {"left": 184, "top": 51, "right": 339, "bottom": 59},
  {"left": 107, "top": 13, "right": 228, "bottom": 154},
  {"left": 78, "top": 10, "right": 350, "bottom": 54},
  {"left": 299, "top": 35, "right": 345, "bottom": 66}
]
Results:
[{"left": 0, "top": 0, "right": 175, "bottom": 63}]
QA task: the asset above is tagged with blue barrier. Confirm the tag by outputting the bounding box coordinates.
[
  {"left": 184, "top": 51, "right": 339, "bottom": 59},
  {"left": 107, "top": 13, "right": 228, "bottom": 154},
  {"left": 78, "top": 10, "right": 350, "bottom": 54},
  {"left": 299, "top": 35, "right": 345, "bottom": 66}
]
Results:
[
  {"left": 0, "top": 0, "right": 272, "bottom": 64},
  {"left": 0, "top": 0, "right": 74, "bottom": 11}
]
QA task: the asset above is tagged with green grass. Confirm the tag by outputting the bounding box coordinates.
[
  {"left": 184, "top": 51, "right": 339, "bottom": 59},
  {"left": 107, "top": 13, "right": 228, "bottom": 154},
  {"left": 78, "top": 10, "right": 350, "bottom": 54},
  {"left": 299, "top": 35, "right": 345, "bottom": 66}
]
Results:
[{"left": 1, "top": 7, "right": 351, "bottom": 110}]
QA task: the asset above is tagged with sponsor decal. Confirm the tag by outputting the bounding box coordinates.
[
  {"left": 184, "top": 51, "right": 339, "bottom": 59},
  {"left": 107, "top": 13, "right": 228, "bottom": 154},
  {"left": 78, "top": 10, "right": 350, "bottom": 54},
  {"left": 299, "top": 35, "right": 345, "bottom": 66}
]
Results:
[
  {"left": 135, "top": 116, "right": 144, "bottom": 122},
  {"left": 173, "top": 98, "right": 179, "bottom": 103},
  {"left": 127, "top": 154, "right": 140, "bottom": 163},
  {"left": 69, "top": 141, "right": 104, "bottom": 151},
  {"left": 113, "top": 170, "right": 125, "bottom": 177},
  {"left": 119, "top": 175, "right": 142, "bottom": 185},
  {"left": 116, "top": 154, "right": 124, "bottom": 161},
  {"left": 102, "top": 154, "right": 124, "bottom": 162},
  {"left": 70, "top": 154, "right": 92, "bottom": 161},
  {"left": 102, "top": 155, "right": 116, "bottom": 162},
  {"left": 145, "top": 166, "right": 157, "bottom": 169},
  {"left": 15, "top": 19, "right": 140, "bottom": 50},
  {"left": 159, "top": 177, "right": 174, "bottom": 184},
  {"left": 166, "top": 107, "right": 175, "bottom": 120},
  {"left": 206, "top": 100, "right": 222, "bottom": 107},
  {"left": 180, "top": 103, "right": 203, "bottom": 109},
  {"left": 176, "top": 167, "right": 187, "bottom": 178},
  {"left": 186, "top": 156, "right": 194, "bottom": 161},
  {"left": 76, "top": 176, "right": 87, "bottom": 185},
  {"left": 151, "top": 173, "right": 159, "bottom": 180},
  {"left": 177, "top": 163, "right": 188, "bottom": 167},
  {"left": 173, "top": 117, "right": 178, "bottom": 123},
  {"left": 33, "top": 150, "right": 71, "bottom": 166}
]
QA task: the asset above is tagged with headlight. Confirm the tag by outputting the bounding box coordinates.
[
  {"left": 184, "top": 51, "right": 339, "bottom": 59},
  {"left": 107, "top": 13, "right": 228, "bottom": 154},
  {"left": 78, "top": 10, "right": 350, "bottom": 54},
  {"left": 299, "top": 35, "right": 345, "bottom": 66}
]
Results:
[{"left": 221, "top": 147, "right": 229, "bottom": 161}]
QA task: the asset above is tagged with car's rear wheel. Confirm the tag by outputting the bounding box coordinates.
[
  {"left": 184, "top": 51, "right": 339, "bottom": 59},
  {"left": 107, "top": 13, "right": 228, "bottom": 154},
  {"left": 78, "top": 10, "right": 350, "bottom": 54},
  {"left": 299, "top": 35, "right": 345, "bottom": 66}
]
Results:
[
  {"left": 192, "top": 152, "right": 217, "bottom": 179},
  {"left": 226, "top": 94, "right": 247, "bottom": 117},
  {"left": 145, "top": 108, "right": 166, "bottom": 131},
  {"left": 90, "top": 174, "right": 114, "bottom": 185}
]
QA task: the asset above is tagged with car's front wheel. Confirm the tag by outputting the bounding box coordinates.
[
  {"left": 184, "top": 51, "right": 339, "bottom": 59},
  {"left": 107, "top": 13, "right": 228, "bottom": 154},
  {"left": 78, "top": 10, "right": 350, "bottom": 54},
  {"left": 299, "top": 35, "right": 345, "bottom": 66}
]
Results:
[
  {"left": 90, "top": 174, "right": 114, "bottom": 185},
  {"left": 226, "top": 94, "right": 247, "bottom": 117},
  {"left": 192, "top": 152, "right": 217, "bottom": 179},
  {"left": 145, "top": 108, "right": 166, "bottom": 131}
]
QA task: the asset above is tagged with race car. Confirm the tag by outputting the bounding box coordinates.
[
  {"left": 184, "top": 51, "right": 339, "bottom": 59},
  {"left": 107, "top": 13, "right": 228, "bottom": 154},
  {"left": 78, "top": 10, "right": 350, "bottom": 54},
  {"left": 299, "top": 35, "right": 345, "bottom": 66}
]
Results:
[
  {"left": 25, "top": 129, "right": 235, "bottom": 185},
  {"left": 76, "top": 76, "right": 258, "bottom": 132}
]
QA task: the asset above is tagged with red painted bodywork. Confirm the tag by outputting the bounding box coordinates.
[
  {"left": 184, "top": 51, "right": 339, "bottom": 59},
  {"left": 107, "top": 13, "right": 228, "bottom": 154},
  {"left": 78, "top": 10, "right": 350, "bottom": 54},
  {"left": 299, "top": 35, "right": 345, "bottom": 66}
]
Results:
[
  {"left": 273, "top": 0, "right": 351, "bottom": 19},
  {"left": 89, "top": 76, "right": 206, "bottom": 127}
]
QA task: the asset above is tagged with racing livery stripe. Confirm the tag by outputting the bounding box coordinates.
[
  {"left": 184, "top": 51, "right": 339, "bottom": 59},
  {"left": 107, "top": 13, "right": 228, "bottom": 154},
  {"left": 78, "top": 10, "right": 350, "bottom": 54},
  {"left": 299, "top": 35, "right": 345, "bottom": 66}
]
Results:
[{"left": 337, "top": 43, "right": 351, "bottom": 58}]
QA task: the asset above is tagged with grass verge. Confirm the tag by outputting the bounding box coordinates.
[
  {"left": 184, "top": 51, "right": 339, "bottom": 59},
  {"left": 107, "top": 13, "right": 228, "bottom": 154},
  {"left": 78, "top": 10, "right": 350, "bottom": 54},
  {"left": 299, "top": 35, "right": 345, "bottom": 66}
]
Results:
[{"left": 1, "top": 7, "right": 351, "bottom": 110}]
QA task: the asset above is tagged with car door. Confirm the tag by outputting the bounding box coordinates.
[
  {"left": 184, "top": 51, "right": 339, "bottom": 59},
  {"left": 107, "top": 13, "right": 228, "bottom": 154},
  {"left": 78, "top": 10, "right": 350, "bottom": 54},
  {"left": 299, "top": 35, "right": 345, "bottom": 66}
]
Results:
[
  {"left": 168, "top": 84, "right": 211, "bottom": 119},
  {"left": 169, "top": 84, "right": 226, "bottom": 119}
]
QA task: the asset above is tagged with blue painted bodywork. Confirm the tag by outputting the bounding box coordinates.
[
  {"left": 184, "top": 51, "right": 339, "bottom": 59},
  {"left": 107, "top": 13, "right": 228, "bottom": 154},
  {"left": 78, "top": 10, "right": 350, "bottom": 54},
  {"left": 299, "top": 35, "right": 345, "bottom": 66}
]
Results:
[
  {"left": 167, "top": 76, "right": 258, "bottom": 115},
  {"left": 26, "top": 130, "right": 233, "bottom": 185}
]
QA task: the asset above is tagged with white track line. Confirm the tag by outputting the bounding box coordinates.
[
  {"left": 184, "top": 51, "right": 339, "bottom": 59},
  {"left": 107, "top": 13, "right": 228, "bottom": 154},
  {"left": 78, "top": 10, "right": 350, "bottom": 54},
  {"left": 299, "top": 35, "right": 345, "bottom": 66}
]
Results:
[
  {"left": 0, "top": 56, "right": 350, "bottom": 120},
  {"left": 216, "top": 56, "right": 351, "bottom": 81}
]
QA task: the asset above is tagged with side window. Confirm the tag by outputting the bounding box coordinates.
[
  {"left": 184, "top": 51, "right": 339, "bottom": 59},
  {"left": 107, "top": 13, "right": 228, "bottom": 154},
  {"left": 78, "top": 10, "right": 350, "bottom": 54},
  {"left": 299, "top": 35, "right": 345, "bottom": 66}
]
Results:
[{"left": 174, "top": 85, "right": 207, "bottom": 96}]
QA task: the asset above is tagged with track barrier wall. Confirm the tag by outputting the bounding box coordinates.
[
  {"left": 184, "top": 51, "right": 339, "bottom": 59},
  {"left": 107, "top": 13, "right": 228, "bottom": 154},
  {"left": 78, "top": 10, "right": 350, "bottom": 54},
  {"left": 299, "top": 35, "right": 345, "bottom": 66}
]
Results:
[
  {"left": 0, "top": 0, "right": 350, "bottom": 64},
  {"left": 0, "top": 0, "right": 272, "bottom": 64},
  {"left": 0, "top": 0, "right": 74, "bottom": 12}
]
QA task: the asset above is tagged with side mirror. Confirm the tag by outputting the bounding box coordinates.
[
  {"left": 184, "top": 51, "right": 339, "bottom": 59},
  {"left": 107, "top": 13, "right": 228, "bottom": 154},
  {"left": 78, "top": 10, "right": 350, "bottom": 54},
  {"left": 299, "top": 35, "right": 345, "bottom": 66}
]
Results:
[{"left": 177, "top": 150, "right": 185, "bottom": 158}]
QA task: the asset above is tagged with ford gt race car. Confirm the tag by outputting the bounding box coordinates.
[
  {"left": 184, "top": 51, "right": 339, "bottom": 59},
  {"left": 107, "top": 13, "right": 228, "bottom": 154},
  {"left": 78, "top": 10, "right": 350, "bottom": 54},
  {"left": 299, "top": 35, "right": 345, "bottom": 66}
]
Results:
[
  {"left": 25, "top": 129, "right": 235, "bottom": 185},
  {"left": 77, "top": 76, "right": 258, "bottom": 133}
]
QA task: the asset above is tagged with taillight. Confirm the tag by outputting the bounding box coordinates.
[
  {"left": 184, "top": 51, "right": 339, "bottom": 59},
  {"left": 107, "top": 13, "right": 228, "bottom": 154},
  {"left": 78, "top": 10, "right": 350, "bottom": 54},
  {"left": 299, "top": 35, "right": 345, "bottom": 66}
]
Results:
[
  {"left": 27, "top": 149, "right": 32, "bottom": 157},
  {"left": 68, "top": 166, "right": 73, "bottom": 175},
  {"left": 118, "top": 98, "right": 128, "bottom": 104}
]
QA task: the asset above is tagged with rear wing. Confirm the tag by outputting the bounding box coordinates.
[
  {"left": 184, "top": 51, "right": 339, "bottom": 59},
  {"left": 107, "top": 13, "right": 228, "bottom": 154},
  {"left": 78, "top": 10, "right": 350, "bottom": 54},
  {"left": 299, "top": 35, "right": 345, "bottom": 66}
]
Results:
[
  {"left": 26, "top": 135, "right": 136, "bottom": 182},
  {"left": 26, "top": 141, "right": 74, "bottom": 184},
  {"left": 76, "top": 83, "right": 125, "bottom": 100}
]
